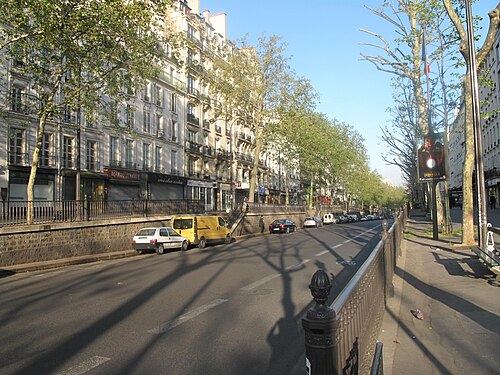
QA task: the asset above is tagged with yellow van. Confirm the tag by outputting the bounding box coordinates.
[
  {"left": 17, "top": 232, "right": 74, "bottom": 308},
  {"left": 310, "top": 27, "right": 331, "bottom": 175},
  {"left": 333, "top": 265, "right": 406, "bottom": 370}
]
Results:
[{"left": 171, "top": 215, "right": 231, "bottom": 248}]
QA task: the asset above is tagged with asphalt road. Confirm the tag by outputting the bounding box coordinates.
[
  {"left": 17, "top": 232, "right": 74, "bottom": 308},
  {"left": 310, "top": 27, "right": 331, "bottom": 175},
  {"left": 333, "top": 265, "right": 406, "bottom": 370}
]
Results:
[{"left": 0, "top": 220, "right": 385, "bottom": 375}]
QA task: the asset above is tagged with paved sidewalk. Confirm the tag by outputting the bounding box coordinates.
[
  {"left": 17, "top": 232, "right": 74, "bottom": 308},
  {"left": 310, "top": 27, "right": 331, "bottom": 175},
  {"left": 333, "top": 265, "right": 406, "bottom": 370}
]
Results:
[{"left": 379, "top": 212, "right": 500, "bottom": 375}]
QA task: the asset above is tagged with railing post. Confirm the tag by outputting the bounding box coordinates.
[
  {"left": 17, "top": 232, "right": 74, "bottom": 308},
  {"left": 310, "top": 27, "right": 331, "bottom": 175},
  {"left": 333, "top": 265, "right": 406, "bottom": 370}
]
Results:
[
  {"left": 302, "top": 269, "right": 337, "bottom": 375},
  {"left": 381, "top": 219, "right": 394, "bottom": 299}
]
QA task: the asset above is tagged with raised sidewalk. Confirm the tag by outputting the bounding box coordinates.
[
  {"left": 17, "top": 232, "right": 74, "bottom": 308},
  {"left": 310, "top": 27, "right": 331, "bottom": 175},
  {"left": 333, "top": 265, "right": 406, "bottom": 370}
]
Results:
[{"left": 379, "top": 208, "right": 500, "bottom": 375}]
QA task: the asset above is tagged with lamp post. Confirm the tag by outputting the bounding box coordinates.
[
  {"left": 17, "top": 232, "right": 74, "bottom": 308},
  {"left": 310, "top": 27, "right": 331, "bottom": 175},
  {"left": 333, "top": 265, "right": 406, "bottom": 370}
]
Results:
[{"left": 465, "top": 0, "right": 488, "bottom": 250}]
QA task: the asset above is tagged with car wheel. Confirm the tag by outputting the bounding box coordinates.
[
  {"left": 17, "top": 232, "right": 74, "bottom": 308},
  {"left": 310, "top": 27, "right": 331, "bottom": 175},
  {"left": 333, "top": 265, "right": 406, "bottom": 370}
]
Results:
[
  {"left": 181, "top": 240, "right": 188, "bottom": 251},
  {"left": 286, "top": 227, "right": 290, "bottom": 234},
  {"left": 156, "top": 244, "right": 164, "bottom": 255},
  {"left": 135, "top": 249, "right": 143, "bottom": 255},
  {"left": 198, "top": 237, "right": 206, "bottom": 249},
  {"left": 225, "top": 234, "right": 232, "bottom": 244}
]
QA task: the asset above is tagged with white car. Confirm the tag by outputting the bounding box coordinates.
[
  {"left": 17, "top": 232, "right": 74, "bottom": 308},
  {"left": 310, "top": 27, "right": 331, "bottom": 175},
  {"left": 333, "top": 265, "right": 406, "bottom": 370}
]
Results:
[
  {"left": 132, "top": 227, "right": 189, "bottom": 255},
  {"left": 304, "top": 216, "right": 323, "bottom": 228}
]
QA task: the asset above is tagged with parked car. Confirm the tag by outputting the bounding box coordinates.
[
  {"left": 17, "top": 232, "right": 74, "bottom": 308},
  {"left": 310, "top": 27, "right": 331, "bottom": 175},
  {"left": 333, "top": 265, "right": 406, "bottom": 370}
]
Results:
[
  {"left": 347, "top": 214, "right": 359, "bottom": 222},
  {"left": 132, "top": 227, "right": 189, "bottom": 255},
  {"left": 303, "top": 216, "right": 323, "bottom": 228},
  {"left": 323, "top": 213, "right": 336, "bottom": 225},
  {"left": 269, "top": 219, "right": 297, "bottom": 234},
  {"left": 336, "top": 215, "right": 349, "bottom": 224},
  {"left": 172, "top": 215, "right": 231, "bottom": 249}
]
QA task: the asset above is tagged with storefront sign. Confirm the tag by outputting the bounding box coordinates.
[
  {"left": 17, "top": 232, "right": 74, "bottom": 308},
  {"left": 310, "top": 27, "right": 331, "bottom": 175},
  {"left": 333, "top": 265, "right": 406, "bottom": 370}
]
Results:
[
  {"left": 149, "top": 172, "right": 186, "bottom": 185},
  {"left": 187, "top": 179, "right": 216, "bottom": 188},
  {"left": 104, "top": 168, "right": 140, "bottom": 181}
]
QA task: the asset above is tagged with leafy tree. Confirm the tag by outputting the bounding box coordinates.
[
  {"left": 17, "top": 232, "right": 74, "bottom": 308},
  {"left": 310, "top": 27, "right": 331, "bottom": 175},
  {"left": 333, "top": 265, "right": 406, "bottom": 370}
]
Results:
[
  {"left": 205, "top": 35, "right": 317, "bottom": 203},
  {"left": 441, "top": 1, "right": 500, "bottom": 245},
  {"left": 0, "top": 0, "right": 176, "bottom": 223}
]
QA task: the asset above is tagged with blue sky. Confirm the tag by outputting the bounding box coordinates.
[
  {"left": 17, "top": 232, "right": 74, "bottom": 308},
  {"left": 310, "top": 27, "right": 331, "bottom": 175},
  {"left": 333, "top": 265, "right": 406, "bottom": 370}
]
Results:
[{"left": 197, "top": 0, "right": 494, "bottom": 186}]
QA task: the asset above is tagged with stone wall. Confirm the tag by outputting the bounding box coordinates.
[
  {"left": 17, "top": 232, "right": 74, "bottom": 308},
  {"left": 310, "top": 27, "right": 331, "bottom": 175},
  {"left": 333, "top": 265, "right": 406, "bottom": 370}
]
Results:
[
  {"left": 0, "top": 217, "right": 170, "bottom": 267},
  {"left": 0, "top": 210, "right": 308, "bottom": 267}
]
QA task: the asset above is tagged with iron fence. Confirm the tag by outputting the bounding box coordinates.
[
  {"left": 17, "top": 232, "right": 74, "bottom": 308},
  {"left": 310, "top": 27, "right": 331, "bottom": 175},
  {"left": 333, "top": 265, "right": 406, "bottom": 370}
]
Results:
[
  {"left": 0, "top": 199, "right": 205, "bottom": 226},
  {"left": 303, "top": 209, "right": 406, "bottom": 375}
]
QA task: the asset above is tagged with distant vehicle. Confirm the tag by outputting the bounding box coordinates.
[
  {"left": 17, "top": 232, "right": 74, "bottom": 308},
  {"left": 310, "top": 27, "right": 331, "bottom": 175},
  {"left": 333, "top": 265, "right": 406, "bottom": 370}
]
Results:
[
  {"left": 132, "top": 227, "right": 189, "bottom": 255},
  {"left": 304, "top": 216, "right": 323, "bottom": 228},
  {"left": 347, "top": 214, "right": 359, "bottom": 222},
  {"left": 172, "top": 215, "right": 231, "bottom": 249},
  {"left": 269, "top": 219, "right": 297, "bottom": 234},
  {"left": 323, "top": 213, "right": 336, "bottom": 225},
  {"left": 337, "top": 215, "right": 349, "bottom": 224},
  {"left": 361, "top": 214, "right": 375, "bottom": 221}
]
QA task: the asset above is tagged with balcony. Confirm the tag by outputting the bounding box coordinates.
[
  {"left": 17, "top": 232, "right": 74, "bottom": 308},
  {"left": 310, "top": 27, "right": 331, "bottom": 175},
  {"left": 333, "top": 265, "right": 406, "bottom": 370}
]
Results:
[
  {"left": 186, "top": 141, "right": 201, "bottom": 154},
  {"left": 202, "top": 146, "right": 213, "bottom": 156},
  {"left": 216, "top": 150, "right": 231, "bottom": 160},
  {"left": 123, "top": 161, "right": 136, "bottom": 170},
  {"left": 187, "top": 113, "right": 200, "bottom": 126},
  {"left": 109, "top": 160, "right": 121, "bottom": 168},
  {"left": 187, "top": 86, "right": 200, "bottom": 98}
]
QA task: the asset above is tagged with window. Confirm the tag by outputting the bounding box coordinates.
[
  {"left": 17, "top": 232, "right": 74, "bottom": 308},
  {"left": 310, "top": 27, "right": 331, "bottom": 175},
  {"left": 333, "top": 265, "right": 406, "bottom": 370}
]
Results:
[
  {"left": 155, "top": 146, "right": 162, "bottom": 172},
  {"left": 40, "top": 133, "right": 51, "bottom": 167},
  {"left": 156, "top": 86, "right": 162, "bottom": 107},
  {"left": 156, "top": 115, "right": 163, "bottom": 136},
  {"left": 187, "top": 130, "right": 197, "bottom": 143},
  {"left": 110, "top": 136, "right": 119, "bottom": 166},
  {"left": 125, "top": 139, "right": 134, "bottom": 168},
  {"left": 86, "top": 140, "right": 98, "bottom": 170},
  {"left": 62, "top": 136, "right": 74, "bottom": 168},
  {"left": 9, "top": 128, "right": 24, "bottom": 164},
  {"left": 142, "top": 143, "right": 150, "bottom": 170},
  {"left": 187, "top": 76, "right": 195, "bottom": 94},
  {"left": 126, "top": 104, "right": 135, "bottom": 129},
  {"left": 189, "top": 158, "right": 196, "bottom": 176},
  {"left": 170, "top": 92, "right": 176, "bottom": 112},
  {"left": 143, "top": 109, "right": 151, "bottom": 134},
  {"left": 171, "top": 150, "right": 177, "bottom": 174},
  {"left": 171, "top": 120, "right": 177, "bottom": 141},
  {"left": 143, "top": 83, "right": 150, "bottom": 102},
  {"left": 11, "top": 87, "right": 23, "bottom": 112}
]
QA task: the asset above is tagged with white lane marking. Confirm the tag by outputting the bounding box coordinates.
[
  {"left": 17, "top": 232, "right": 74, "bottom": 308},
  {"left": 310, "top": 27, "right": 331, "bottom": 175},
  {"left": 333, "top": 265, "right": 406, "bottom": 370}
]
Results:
[
  {"left": 315, "top": 250, "right": 329, "bottom": 256},
  {"left": 148, "top": 298, "right": 228, "bottom": 334},
  {"left": 285, "top": 259, "right": 310, "bottom": 271},
  {"left": 314, "top": 226, "right": 379, "bottom": 257},
  {"left": 241, "top": 274, "right": 280, "bottom": 291},
  {"left": 56, "top": 356, "right": 110, "bottom": 375}
]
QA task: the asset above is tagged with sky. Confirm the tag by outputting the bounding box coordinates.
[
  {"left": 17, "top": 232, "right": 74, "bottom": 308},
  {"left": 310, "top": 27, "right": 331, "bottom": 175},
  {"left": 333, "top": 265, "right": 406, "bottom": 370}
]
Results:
[{"left": 196, "top": 0, "right": 495, "bottom": 187}]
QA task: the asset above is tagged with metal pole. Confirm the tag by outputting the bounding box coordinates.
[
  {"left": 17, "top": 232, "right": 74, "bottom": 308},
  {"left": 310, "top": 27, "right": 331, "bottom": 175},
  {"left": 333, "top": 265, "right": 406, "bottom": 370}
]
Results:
[
  {"left": 432, "top": 180, "right": 438, "bottom": 240},
  {"left": 465, "top": 0, "right": 488, "bottom": 250}
]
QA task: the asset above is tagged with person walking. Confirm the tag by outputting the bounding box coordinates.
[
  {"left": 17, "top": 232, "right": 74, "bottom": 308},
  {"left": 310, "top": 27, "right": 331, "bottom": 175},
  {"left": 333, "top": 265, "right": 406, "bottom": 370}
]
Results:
[
  {"left": 259, "top": 215, "right": 265, "bottom": 233},
  {"left": 490, "top": 194, "right": 496, "bottom": 209}
]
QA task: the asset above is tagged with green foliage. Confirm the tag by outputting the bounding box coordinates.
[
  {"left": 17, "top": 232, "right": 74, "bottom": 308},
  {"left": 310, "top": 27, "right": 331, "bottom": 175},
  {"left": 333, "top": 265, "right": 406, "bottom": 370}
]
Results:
[{"left": 0, "top": 0, "right": 175, "bottom": 120}]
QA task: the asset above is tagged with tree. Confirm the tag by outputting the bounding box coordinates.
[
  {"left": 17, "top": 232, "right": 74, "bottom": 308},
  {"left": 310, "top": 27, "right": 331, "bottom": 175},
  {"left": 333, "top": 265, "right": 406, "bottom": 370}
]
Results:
[
  {"left": 206, "top": 35, "right": 317, "bottom": 203},
  {"left": 441, "top": 1, "right": 500, "bottom": 245},
  {"left": 0, "top": 0, "right": 176, "bottom": 223}
]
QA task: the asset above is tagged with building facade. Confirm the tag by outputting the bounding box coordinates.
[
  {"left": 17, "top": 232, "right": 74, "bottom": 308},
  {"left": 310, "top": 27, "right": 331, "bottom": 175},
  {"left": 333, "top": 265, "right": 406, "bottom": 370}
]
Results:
[{"left": 0, "top": 0, "right": 298, "bottom": 211}]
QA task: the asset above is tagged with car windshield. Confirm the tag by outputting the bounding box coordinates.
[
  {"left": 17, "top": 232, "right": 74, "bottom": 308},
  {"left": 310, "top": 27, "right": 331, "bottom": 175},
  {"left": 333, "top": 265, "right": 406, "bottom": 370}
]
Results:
[
  {"left": 173, "top": 219, "right": 193, "bottom": 230},
  {"left": 136, "top": 228, "right": 156, "bottom": 236}
]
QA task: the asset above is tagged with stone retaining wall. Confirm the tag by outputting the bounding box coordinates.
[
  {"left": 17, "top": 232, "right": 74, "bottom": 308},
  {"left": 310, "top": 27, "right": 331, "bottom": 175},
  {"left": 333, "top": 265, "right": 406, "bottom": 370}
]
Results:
[
  {"left": 0, "top": 217, "right": 170, "bottom": 267},
  {"left": 0, "top": 210, "right": 308, "bottom": 267}
]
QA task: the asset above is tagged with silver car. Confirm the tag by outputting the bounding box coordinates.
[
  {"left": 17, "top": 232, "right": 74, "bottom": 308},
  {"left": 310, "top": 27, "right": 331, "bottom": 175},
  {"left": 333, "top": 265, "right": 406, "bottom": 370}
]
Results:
[
  {"left": 132, "top": 227, "right": 189, "bottom": 255},
  {"left": 303, "top": 216, "right": 323, "bottom": 228}
]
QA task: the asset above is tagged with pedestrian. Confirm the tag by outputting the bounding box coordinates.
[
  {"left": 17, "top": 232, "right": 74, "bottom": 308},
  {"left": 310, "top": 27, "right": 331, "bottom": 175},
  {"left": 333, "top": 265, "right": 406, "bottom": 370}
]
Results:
[
  {"left": 490, "top": 195, "right": 496, "bottom": 209},
  {"left": 259, "top": 215, "right": 265, "bottom": 233}
]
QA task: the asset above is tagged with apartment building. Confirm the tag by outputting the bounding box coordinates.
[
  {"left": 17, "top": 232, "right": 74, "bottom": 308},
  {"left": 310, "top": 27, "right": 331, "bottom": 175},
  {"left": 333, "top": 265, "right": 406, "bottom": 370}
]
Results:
[
  {"left": 0, "top": 0, "right": 295, "bottom": 211},
  {"left": 447, "top": 29, "right": 500, "bottom": 204}
]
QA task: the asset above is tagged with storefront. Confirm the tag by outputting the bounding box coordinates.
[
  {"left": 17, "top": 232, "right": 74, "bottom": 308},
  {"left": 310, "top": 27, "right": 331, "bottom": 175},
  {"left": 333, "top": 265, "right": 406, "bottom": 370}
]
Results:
[
  {"left": 8, "top": 167, "right": 56, "bottom": 201},
  {"left": 104, "top": 168, "right": 141, "bottom": 201},
  {"left": 148, "top": 172, "right": 186, "bottom": 200},
  {"left": 186, "top": 179, "right": 216, "bottom": 211}
]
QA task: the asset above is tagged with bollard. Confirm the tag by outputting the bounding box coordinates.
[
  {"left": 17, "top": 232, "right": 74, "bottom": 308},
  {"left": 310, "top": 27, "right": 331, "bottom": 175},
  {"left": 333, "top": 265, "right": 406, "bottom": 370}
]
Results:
[{"left": 302, "top": 269, "right": 336, "bottom": 375}]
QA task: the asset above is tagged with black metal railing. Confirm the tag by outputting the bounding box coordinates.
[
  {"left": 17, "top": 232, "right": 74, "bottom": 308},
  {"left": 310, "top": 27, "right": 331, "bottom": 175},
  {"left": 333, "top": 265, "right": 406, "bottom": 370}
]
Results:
[
  {"left": 303, "top": 209, "right": 406, "bottom": 374},
  {"left": 0, "top": 199, "right": 205, "bottom": 227}
]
